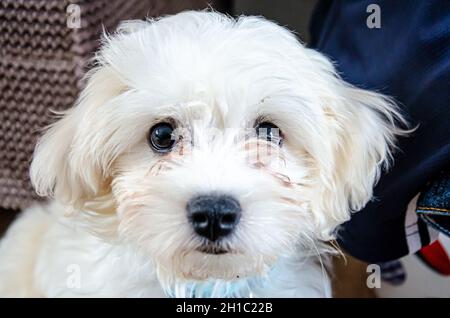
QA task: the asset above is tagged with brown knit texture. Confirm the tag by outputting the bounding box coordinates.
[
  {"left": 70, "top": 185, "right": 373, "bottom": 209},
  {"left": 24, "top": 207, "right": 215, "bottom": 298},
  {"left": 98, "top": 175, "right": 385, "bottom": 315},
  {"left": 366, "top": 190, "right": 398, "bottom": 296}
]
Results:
[{"left": 0, "top": 0, "right": 213, "bottom": 210}]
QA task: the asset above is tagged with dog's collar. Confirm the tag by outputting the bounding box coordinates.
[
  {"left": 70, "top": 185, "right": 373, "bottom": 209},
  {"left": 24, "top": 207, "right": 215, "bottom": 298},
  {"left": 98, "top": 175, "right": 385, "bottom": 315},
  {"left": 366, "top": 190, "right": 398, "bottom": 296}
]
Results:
[{"left": 164, "top": 276, "right": 268, "bottom": 298}]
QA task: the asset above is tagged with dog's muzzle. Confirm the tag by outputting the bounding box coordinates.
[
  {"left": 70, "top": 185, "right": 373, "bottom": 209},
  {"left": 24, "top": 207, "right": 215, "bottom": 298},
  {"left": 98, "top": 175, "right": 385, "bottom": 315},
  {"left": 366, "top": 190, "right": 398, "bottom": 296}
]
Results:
[{"left": 187, "top": 194, "right": 241, "bottom": 242}]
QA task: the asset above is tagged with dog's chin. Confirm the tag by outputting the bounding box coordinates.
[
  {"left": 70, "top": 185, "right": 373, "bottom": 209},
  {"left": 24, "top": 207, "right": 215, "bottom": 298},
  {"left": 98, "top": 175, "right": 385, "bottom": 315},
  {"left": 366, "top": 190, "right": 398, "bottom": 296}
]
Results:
[
  {"left": 196, "top": 243, "right": 231, "bottom": 255},
  {"left": 162, "top": 248, "right": 277, "bottom": 282}
]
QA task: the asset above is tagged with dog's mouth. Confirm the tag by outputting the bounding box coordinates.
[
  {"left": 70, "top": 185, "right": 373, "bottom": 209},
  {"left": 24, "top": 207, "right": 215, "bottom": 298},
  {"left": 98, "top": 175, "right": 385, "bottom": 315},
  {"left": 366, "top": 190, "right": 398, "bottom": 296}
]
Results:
[{"left": 196, "top": 244, "right": 229, "bottom": 255}]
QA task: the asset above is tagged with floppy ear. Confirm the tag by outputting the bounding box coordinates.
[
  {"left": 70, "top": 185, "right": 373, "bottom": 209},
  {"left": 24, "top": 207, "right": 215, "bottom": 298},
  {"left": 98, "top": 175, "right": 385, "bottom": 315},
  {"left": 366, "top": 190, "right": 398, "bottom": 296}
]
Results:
[
  {"left": 30, "top": 66, "right": 125, "bottom": 208},
  {"left": 310, "top": 67, "right": 408, "bottom": 241},
  {"left": 30, "top": 19, "right": 156, "bottom": 208}
]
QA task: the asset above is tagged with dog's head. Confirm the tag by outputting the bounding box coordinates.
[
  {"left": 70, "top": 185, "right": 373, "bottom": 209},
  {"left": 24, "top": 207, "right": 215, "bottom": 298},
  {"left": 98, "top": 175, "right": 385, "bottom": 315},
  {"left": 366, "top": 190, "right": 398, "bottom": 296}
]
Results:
[{"left": 30, "top": 11, "right": 406, "bottom": 285}]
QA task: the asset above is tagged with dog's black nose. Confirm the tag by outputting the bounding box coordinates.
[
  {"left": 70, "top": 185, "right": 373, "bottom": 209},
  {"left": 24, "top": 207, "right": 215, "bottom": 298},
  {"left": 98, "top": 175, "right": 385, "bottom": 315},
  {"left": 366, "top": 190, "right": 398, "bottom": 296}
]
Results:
[{"left": 187, "top": 194, "right": 241, "bottom": 242}]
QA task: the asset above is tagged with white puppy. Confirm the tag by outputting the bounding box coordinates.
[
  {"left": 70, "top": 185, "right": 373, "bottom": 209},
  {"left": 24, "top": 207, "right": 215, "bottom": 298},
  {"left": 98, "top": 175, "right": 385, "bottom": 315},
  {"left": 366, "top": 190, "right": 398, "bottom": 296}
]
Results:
[{"left": 0, "top": 11, "right": 406, "bottom": 297}]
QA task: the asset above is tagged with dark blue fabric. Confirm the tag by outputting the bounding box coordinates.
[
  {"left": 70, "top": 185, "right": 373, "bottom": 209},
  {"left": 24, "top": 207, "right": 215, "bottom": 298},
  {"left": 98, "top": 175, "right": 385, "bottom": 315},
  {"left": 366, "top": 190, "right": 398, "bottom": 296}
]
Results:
[
  {"left": 378, "top": 260, "right": 406, "bottom": 285},
  {"left": 416, "top": 169, "right": 450, "bottom": 236},
  {"left": 309, "top": 0, "right": 450, "bottom": 262},
  {"left": 417, "top": 170, "right": 450, "bottom": 214}
]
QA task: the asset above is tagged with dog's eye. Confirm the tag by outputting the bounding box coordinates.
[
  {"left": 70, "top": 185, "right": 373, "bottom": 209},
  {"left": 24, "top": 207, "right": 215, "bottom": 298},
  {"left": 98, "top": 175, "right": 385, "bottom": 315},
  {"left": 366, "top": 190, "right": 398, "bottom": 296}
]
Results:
[
  {"left": 148, "top": 123, "right": 175, "bottom": 153},
  {"left": 256, "top": 122, "right": 282, "bottom": 145}
]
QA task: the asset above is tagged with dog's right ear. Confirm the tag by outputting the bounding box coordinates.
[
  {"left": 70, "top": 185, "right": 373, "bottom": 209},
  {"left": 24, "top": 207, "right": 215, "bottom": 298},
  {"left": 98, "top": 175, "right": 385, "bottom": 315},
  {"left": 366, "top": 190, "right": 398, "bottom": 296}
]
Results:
[
  {"left": 30, "top": 66, "right": 125, "bottom": 208},
  {"left": 30, "top": 20, "right": 151, "bottom": 208}
]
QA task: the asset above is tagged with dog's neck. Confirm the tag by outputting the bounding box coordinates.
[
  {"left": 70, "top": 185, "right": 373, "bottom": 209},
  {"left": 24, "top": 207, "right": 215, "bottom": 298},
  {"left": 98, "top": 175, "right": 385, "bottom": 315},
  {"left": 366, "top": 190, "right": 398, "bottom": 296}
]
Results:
[
  {"left": 162, "top": 254, "right": 332, "bottom": 298},
  {"left": 164, "top": 276, "right": 268, "bottom": 298}
]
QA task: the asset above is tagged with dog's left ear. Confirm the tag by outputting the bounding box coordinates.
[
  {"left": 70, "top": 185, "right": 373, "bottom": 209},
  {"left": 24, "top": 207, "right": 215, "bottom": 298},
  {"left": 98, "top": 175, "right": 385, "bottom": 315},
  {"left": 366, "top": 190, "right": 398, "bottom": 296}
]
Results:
[{"left": 306, "top": 53, "right": 409, "bottom": 240}]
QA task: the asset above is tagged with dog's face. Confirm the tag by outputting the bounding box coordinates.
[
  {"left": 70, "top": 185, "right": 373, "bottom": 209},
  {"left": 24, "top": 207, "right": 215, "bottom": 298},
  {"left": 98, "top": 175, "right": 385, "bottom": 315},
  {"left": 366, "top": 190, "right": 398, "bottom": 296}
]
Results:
[{"left": 30, "top": 12, "right": 404, "bottom": 285}]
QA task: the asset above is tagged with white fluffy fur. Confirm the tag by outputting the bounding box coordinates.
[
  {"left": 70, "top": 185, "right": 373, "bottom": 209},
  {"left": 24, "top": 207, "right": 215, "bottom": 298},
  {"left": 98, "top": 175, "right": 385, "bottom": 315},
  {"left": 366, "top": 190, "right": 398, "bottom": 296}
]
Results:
[{"left": 0, "top": 11, "right": 406, "bottom": 297}]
